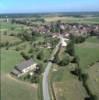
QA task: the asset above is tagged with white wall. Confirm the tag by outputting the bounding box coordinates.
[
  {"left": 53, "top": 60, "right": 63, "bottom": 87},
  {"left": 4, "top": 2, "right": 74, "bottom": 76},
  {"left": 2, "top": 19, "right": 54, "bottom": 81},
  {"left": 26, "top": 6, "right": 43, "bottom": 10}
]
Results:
[{"left": 22, "top": 64, "right": 37, "bottom": 73}]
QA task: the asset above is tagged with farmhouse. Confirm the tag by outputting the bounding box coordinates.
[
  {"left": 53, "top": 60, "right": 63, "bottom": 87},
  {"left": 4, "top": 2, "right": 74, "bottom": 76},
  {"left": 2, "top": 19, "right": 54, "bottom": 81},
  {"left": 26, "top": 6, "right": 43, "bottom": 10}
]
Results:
[{"left": 11, "top": 59, "right": 37, "bottom": 77}]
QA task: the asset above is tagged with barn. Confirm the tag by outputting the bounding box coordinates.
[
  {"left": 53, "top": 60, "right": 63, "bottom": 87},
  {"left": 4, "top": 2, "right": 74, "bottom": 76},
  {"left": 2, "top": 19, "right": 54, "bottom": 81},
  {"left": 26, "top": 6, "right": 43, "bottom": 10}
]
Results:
[{"left": 11, "top": 59, "right": 37, "bottom": 77}]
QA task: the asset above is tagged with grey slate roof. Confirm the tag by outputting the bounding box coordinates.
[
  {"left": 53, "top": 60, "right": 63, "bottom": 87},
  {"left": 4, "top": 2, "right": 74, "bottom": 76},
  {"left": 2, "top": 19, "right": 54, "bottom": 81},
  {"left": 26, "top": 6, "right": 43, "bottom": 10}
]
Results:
[
  {"left": 11, "top": 69, "right": 21, "bottom": 76},
  {"left": 15, "top": 59, "right": 34, "bottom": 71}
]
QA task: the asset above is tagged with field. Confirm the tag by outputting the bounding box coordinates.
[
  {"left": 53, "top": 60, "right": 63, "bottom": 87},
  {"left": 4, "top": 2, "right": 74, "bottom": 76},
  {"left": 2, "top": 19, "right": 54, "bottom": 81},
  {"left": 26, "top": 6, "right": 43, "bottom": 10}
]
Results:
[
  {"left": 44, "top": 16, "right": 99, "bottom": 24},
  {"left": 1, "top": 35, "right": 22, "bottom": 44},
  {"left": 75, "top": 36, "right": 99, "bottom": 99},
  {"left": 51, "top": 36, "right": 99, "bottom": 100},
  {"left": 75, "top": 37, "right": 99, "bottom": 70},
  {"left": 51, "top": 64, "right": 87, "bottom": 100},
  {"left": 86, "top": 63, "right": 99, "bottom": 99},
  {"left": 50, "top": 47, "right": 87, "bottom": 100},
  {"left": 1, "top": 49, "right": 38, "bottom": 100},
  {"left": 0, "top": 22, "right": 27, "bottom": 32}
]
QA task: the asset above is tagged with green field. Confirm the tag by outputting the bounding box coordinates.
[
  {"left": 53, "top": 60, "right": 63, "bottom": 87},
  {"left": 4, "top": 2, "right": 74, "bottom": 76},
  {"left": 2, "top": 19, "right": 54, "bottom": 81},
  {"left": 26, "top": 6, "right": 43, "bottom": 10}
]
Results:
[
  {"left": 1, "top": 49, "right": 38, "bottom": 100},
  {"left": 75, "top": 37, "right": 99, "bottom": 70},
  {"left": 86, "top": 63, "right": 99, "bottom": 99},
  {"left": 75, "top": 36, "right": 99, "bottom": 99}
]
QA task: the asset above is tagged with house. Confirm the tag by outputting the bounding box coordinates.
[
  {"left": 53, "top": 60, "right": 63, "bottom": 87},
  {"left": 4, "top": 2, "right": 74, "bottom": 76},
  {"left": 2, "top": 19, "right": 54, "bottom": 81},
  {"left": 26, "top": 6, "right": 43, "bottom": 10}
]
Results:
[
  {"left": 61, "top": 37, "right": 68, "bottom": 47},
  {"left": 11, "top": 59, "right": 37, "bottom": 77}
]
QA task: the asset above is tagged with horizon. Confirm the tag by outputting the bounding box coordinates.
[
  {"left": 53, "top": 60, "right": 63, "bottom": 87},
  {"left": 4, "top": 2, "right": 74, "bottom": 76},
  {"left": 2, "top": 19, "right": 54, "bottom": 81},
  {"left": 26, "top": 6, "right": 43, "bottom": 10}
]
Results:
[
  {"left": 0, "top": 0, "right": 99, "bottom": 14},
  {"left": 1, "top": 11, "right": 99, "bottom": 14}
]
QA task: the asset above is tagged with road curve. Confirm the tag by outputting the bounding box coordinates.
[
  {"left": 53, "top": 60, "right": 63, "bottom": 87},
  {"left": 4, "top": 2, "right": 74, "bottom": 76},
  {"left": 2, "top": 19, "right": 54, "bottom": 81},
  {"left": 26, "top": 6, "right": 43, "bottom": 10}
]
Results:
[{"left": 42, "top": 42, "right": 61, "bottom": 100}]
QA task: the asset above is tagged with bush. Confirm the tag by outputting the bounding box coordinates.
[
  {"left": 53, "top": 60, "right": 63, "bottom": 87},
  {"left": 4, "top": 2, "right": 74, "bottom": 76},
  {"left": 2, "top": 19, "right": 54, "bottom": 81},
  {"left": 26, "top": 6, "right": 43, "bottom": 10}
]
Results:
[
  {"left": 28, "top": 48, "right": 33, "bottom": 53},
  {"left": 20, "top": 52, "right": 30, "bottom": 60},
  {"left": 37, "top": 50, "right": 44, "bottom": 60},
  {"left": 15, "top": 47, "right": 20, "bottom": 51},
  {"left": 31, "top": 74, "right": 39, "bottom": 83},
  {"left": 66, "top": 40, "right": 75, "bottom": 56},
  {"left": 75, "top": 36, "right": 86, "bottom": 43},
  {"left": 58, "top": 54, "right": 70, "bottom": 66},
  {"left": 71, "top": 55, "right": 79, "bottom": 63}
]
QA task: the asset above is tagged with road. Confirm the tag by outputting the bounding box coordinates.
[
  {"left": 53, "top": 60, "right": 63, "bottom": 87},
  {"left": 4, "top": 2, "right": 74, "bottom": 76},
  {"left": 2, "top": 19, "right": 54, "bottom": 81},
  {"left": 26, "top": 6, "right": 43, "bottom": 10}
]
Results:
[{"left": 42, "top": 41, "right": 61, "bottom": 100}]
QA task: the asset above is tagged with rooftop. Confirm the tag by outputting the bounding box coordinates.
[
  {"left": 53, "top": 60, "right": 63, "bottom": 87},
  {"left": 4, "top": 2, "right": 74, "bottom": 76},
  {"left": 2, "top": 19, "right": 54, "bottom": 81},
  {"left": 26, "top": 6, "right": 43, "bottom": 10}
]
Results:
[{"left": 15, "top": 58, "right": 34, "bottom": 71}]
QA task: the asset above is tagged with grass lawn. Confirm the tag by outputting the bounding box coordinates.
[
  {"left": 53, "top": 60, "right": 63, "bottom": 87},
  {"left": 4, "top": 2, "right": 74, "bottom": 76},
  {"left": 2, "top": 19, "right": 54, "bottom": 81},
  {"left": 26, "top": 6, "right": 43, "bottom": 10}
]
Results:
[
  {"left": 51, "top": 64, "right": 87, "bottom": 100},
  {"left": 1, "top": 49, "right": 38, "bottom": 100}
]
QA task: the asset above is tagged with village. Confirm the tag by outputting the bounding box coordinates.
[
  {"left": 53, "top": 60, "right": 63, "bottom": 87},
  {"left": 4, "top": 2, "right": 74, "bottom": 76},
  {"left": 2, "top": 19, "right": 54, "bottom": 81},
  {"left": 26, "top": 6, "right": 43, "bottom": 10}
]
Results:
[{"left": 1, "top": 13, "right": 99, "bottom": 100}]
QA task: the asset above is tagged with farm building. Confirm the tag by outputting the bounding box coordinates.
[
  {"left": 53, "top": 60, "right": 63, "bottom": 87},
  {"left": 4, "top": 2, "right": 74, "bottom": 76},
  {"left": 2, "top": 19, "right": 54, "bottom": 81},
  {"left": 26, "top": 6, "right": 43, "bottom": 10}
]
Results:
[{"left": 11, "top": 59, "right": 38, "bottom": 77}]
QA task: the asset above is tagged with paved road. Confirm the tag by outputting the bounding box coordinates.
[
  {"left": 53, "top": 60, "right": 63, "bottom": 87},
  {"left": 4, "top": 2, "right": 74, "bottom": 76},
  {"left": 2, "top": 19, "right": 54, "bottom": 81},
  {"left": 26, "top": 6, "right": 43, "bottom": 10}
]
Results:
[{"left": 42, "top": 42, "right": 61, "bottom": 100}]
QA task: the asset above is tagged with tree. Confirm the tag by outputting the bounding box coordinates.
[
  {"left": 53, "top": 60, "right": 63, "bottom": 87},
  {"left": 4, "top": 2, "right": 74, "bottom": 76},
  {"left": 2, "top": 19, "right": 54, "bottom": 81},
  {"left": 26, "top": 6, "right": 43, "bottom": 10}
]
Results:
[
  {"left": 71, "top": 55, "right": 79, "bottom": 63},
  {"left": 34, "top": 63, "right": 43, "bottom": 74},
  {"left": 75, "top": 36, "right": 86, "bottom": 43},
  {"left": 37, "top": 50, "right": 44, "bottom": 60},
  {"left": 20, "top": 52, "right": 30, "bottom": 60},
  {"left": 31, "top": 74, "right": 39, "bottom": 83},
  {"left": 59, "top": 54, "right": 70, "bottom": 66},
  {"left": 66, "top": 40, "right": 75, "bottom": 56},
  {"left": 28, "top": 48, "right": 33, "bottom": 53}
]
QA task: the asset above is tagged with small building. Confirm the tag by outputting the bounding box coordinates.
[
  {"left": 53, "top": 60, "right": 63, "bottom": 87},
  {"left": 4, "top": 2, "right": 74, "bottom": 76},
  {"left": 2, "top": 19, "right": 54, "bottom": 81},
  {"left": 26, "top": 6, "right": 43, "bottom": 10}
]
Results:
[
  {"left": 60, "top": 36, "right": 68, "bottom": 47},
  {"left": 11, "top": 59, "right": 37, "bottom": 77},
  {"left": 61, "top": 40, "right": 67, "bottom": 47}
]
